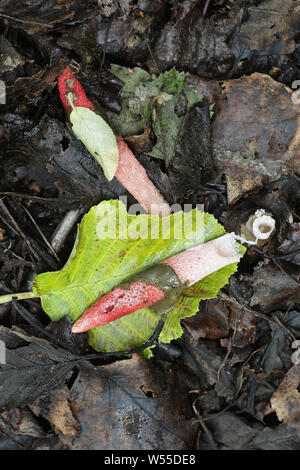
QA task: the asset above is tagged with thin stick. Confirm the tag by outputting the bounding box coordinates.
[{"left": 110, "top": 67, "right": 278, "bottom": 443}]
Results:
[
  {"left": 12, "top": 301, "right": 80, "bottom": 354},
  {"left": 19, "top": 202, "right": 60, "bottom": 262},
  {"left": 0, "top": 199, "right": 40, "bottom": 266},
  {"left": 0, "top": 291, "right": 39, "bottom": 305},
  {"left": 3, "top": 320, "right": 165, "bottom": 369},
  {"left": 50, "top": 209, "right": 82, "bottom": 253},
  {"left": 0, "top": 13, "right": 52, "bottom": 28},
  {"left": 0, "top": 192, "right": 79, "bottom": 208},
  {"left": 147, "top": 43, "right": 161, "bottom": 75},
  {"left": 218, "top": 291, "right": 297, "bottom": 336}
]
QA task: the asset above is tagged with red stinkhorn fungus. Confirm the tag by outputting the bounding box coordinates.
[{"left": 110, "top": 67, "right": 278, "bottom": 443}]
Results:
[
  {"left": 72, "top": 282, "right": 165, "bottom": 333},
  {"left": 72, "top": 233, "right": 241, "bottom": 333},
  {"left": 58, "top": 66, "right": 95, "bottom": 112},
  {"left": 58, "top": 66, "right": 171, "bottom": 217}
]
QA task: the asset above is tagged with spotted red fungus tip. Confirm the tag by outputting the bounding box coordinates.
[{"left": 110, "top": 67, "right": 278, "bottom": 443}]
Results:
[
  {"left": 58, "top": 66, "right": 95, "bottom": 112},
  {"left": 71, "top": 282, "right": 165, "bottom": 333}
]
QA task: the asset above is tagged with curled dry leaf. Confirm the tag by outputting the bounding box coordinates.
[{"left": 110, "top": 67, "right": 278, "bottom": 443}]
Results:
[{"left": 271, "top": 365, "right": 300, "bottom": 428}]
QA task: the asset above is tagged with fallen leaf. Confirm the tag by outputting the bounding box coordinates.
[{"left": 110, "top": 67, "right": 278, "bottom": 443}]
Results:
[
  {"left": 60, "top": 356, "right": 196, "bottom": 450},
  {"left": 271, "top": 365, "right": 300, "bottom": 427},
  {"left": 0, "top": 326, "right": 75, "bottom": 412},
  {"left": 30, "top": 388, "right": 80, "bottom": 437},
  {"left": 200, "top": 411, "right": 300, "bottom": 450},
  {"left": 0, "top": 0, "right": 98, "bottom": 35},
  {"left": 27, "top": 118, "right": 127, "bottom": 206},
  {"left": 237, "top": 0, "right": 299, "bottom": 52},
  {"left": 183, "top": 299, "right": 229, "bottom": 340},
  {"left": 261, "top": 310, "right": 300, "bottom": 376},
  {"left": 212, "top": 73, "right": 300, "bottom": 203},
  {"left": 277, "top": 223, "right": 300, "bottom": 266},
  {"left": 250, "top": 262, "right": 300, "bottom": 313},
  {"left": 152, "top": 0, "right": 244, "bottom": 78}
]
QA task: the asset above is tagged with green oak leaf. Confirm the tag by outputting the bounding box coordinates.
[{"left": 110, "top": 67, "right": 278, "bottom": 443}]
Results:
[
  {"left": 70, "top": 106, "right": 119, "bottom": 181},
  {"left": 33, "top": 200, "right": 244, "bottom": 354}
]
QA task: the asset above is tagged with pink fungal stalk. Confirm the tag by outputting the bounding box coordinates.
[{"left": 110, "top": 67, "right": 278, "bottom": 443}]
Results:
[
  {"left": 72, "top": 233, "right": 241, "bottom": 333},
  {"left": 161, "top": 233, "right": 241, "bottom": 286},
  {"left": 115, "top": 136, "right": 171, "bottom": 217}
]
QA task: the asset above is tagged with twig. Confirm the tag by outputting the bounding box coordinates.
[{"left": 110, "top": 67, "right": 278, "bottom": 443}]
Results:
[
  {"left": 0, "top": 13, "right": 52, "bottom": 28},
  {"left": 0, "top": 199, "right": 40, "bottom": 268},
  {"left": 50, "top": 209, "right": 82, "bottom": 254},
  {"left": 80, "top": 319, "right": 164, "bottom": 361},
  {"left": 4, "top": 318, "right": 165, "bottom": 368},
  {"left": 99, "top": 13, "right": 116, "bottom": 76},
  {"left": 18, "top": 202, "right": 60, "bottom": 262},
  {"left": 203, "top": 0, "right": 212, "bottom": 17},
  {"left": 12, "top": 301, "right": 78, "bottom": 354},
  {"left": 0, "top": 192, "right": 80, "bottom": 208},
  {"left": 113, "top": 0, "right": 124, "bottom": 15},
  {"left": 193, "top": 403, "right": 233, "bottom": 423},
  {"left": 191, "top": 394, "right": 217, "bottom": 449},
  {"left": 147, "top": 43, "right": 161, "bottom": 75},
  {"left": 217, "top": 311, "right": 240, "bottom": 383}
]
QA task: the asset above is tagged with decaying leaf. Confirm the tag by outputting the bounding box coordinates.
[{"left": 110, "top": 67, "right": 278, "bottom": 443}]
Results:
[
  {"left": 26, "top": 118, "right": 127, "bottom": 206},
  {"left": 30, "top": 388, "right": 80, "bottom": 438},
  {"left": 199, "top": 411, "right": 300, "bottom": 450},
  {"left": 0, "top": 326, "right": 74, "bottom": 412},
  {"left": 237, "top": 0, "right": 299, "bottom": 53},
  {"left": 59, "top": 356, "right": 196, "bottom": 450},
  {"left": 250, "top": 262, "right": 300, "bottom": 313},
  {"left": 151, "top": 0, "right": 244, "bottom": 78},
  {"left": 271, "top": 365, "right": 300, "bottom": 427},
  {"left": 277, "top": 223, "right": 300, "bottom": 266},
  {"left": 0, "top": 0, "right": 98, "bottom": 35},
  {"left": 212, "top": 73, "right": 300, "bottom": 203},
  {"left": 183, "top": 299, "right": 230, "bottom": 341},
  {"left": 105, "top": 66, "right": 211, "bottom": 199}
]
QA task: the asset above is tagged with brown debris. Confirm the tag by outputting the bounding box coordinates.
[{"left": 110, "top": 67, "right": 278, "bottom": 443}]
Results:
[
  {"left": 271, "top": 365, "right": 300, "bottom": 428},
  {"left": 60, "top": 357, "right": 196, "bottom": 450},
  {"left": 31, "top": 388, "right": 80, "bottom": 437},
  {"left": 250, "top": 262, "right": 300, "bottom": 313},
  {"left": 212, "top": 73, "right": 300, "bottom": 204},
  {"left": 183, "top": 300, "right": 230, "bottom": 341}
]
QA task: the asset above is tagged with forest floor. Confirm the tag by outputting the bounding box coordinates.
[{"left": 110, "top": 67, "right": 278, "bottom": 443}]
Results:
[{"left": 0, "top": 0, "right": 299, "bottom": 450}]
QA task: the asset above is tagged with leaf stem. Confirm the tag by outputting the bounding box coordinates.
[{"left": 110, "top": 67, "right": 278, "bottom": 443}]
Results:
[{"left": 0, "top": 292, "right": 39, "bottom": 305}]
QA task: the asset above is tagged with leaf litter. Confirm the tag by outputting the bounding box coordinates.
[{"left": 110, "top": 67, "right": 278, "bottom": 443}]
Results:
[{"left": 0, "top": 0, "right": 300, "bottom": 451}]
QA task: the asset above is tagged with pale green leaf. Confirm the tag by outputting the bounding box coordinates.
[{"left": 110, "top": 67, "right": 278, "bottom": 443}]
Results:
[
  {"left": 70, "top": 106, "right": 119, "bottom": 181},
  {"left": 33, "top": 200, "right": 244, "bottom": 354}
]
